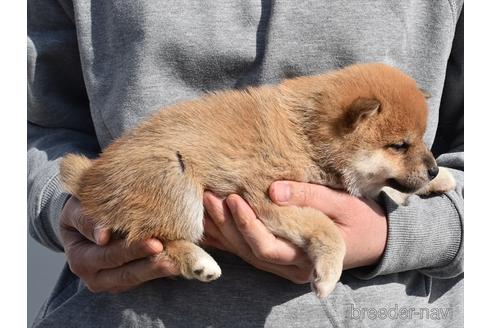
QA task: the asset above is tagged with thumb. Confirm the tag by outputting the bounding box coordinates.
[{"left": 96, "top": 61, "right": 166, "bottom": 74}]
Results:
[
  {"left": 269, "top": 181, "right": 320, "bottom": 206},
  {"left": 60, "top": 196, "right": 111, "bottom": 245},
  {"left": 269, "top": 181, "right": 343, "bottom": 211}
]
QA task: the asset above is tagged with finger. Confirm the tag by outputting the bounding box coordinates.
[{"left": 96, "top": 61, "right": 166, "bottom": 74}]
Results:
[
  {"left": 201, "top": 216, "right": 227, "bottom": 251},
  {"left": 203, "top": 192, "right": 240, "bottom": 241},
  {"left": 92, "top": 255, "right": 179, "bottom": 293},
  {"left": 85, "top": 238, "right": 163, "bottom": 271},
  {"left": 226, "top": 195, "right": 308, "bottom": 265},
  {"left": 203, "top": 192, "right": 228, "bottom": 226},
  {"left": 60, "top": 196, "right": 103, "bottom": 244},
  {"left": 93, "top": 227, "right": 111, "bottom": 246},
  {"left": 202, "top": 215, "right": 223, "bottom": 242},
  {"left": 200, "top": 236, "right": 228, "bottom": 252},
  {"left": 203, "top": 192, "right": 254, "bottom": 257},
  {"left": 269, "top": 181, "right": 349, "bottom": 214}
]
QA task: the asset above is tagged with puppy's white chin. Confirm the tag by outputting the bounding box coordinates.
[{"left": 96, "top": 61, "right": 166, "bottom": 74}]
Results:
[{"left": 345, "top": 181, "right": 383, "bottom": 199}]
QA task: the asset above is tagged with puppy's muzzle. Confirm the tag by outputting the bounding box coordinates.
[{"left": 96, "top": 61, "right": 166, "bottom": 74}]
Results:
[
  {"left": 387, "top": 178, "right": 421, "bottom": 193},
  {"left": 427, "top": 165, "right": 439, "bottom": 181},
  {"left": 423, "top": 151, "right": 438, "bottom": 181}
]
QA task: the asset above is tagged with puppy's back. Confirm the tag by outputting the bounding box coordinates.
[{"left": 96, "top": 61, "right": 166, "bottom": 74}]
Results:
[{"left": 59, "top": 82, "right": 321, "bottom": 244}]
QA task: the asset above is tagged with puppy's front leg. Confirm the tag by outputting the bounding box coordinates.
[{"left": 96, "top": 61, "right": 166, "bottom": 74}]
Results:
[
  {"left": 157, "top": 240, "right": 222, "bottom": 282},
  {"left": 258, "top": 205, "right": 345, "bottom": 298},
  {"left": 382, "top": 167, "right": 457, "bottom": 205},
  {"left": 416, "top": 166, "right": 456, "bottom": 196}
]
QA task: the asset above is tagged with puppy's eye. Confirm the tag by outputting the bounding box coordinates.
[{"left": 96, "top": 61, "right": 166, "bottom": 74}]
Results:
[{"left": 386, "top": 142, "right": 410, "bottom": 152}]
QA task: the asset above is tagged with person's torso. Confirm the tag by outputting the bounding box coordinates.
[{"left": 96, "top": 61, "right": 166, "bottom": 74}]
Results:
[{"left": 70, "top": 0, "right": 460, "bottom": 149}]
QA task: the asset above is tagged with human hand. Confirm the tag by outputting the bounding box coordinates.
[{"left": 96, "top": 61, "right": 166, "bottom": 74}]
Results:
[
  {"left": 202, "top": 192, "right": 313, "bottom": 284},
  {"left": 269, "top": 181, "right": 387, "bottom": 269},
  {"left": 59, "top": 196, "right": 178, "bottom": 293}
]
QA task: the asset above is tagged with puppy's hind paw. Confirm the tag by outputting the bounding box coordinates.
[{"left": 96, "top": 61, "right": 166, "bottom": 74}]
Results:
[
  {"left": 311, "top": 278, "right": 337, "bottom": 299},
  {"left": 310, "top": 257, "right": 342, "bottom": 299}
]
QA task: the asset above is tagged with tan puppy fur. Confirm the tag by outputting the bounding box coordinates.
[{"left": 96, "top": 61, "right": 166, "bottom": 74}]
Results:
[{"left": 60, "top": 63, "right": 455, "bottom": 298}]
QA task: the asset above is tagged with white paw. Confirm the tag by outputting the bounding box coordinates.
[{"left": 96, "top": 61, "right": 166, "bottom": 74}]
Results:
[
  {"left": 431, "top": 167, "right": 456, "bottom": 193},
  {"left": 311, "top": 279, "right": 337, "bottom": 299},
  {"left": 310, "top": 259, "right": 342, "bottom": 299},
  {"left": 190, "top": 254, "right": 222, "bottom": 282},
  {"left": 417, "top": 167, "right": 456, "bottom": 196}
]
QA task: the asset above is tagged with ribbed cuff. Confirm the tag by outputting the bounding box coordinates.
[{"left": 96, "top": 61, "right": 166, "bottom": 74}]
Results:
[
  {"left": 350, "top": 190, "right": 463, "bottom": 279},
  {"left": 38, "top": 174, "right": 70, "bottom": 251}
]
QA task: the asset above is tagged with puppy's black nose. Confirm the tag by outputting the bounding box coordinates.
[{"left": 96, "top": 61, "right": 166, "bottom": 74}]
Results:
[{"left": 428, "top": 166, "right": 439, "bottom": 180}]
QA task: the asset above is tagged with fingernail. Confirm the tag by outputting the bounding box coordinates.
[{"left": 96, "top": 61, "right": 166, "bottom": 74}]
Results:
[
  {"left": 226, "top": 197, "right": 248, "bottom": 227},
  {"left": 146, "top": 239, "right": 163, "bottom": 254},
  {"left": 226, "top": 197, "right": 237, "bottom": 213},
  {"left": 94, "top": 228, "right": 104, "bottom": 245},
  {"left": 273, "top": 182, "right": 291, "bottom": 203}
]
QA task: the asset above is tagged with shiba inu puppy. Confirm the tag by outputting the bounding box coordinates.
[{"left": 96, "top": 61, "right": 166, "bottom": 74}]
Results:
[{"left": 60, "top": 63, "right": 455, "bottom": 298}]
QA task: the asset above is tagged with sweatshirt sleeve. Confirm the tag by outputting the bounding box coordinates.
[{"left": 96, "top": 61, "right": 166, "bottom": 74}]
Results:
[
  {"left": 28, "top": 0, "right": 100, "bottom": 251},
  {"left": 350, "top": 9, "right": 464, "bottom": 280}
]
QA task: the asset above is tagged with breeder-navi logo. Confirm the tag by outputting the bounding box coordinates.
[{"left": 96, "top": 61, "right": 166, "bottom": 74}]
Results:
[{"left": 346, "top": 304, "right": 452, "bottom": 321}]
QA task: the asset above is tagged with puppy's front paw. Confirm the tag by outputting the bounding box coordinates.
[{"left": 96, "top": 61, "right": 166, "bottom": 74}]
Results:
[
  {"left": 310, "top": 257, "right": 343, "bottom": 299},
  {"left": 417, "top": 166, "right": 456, "bottom": 196}
]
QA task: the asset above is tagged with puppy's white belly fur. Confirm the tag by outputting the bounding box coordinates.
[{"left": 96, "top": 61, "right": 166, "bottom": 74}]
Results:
[
  {"left": 183, "top": 198, "right": 204, "bottom": 243},
  {"left": 177, "top": 180, "right": 204, "bottom": 243}
]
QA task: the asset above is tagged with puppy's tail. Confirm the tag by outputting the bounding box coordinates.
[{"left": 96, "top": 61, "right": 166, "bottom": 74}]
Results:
[{"left": 59, "top": 154, "right": 93, "bottom": 198}]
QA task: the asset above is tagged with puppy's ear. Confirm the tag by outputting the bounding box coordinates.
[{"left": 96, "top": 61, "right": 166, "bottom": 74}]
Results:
[
  {"left": 341, "top": 98, "right": 380, "bottom": 132},
  {"left": 419, "top": 88, "right": 431, "bottom": 99}
]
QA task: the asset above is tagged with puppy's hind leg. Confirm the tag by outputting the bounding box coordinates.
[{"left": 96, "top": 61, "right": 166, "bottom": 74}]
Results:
[
  {"left": 159, "top": 240, "right": 222, "bottom": 282},
  {"left": 153, "top": 170, "right": 221, "bottom": 282},
  {"left": 122, "top": 155, "right": 221, "bottom": 283},
  {"left": 257, "top": 205, "right": 345, "bottom": 298}
]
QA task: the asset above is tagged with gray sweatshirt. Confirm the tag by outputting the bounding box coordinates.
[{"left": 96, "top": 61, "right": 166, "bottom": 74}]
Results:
[{"left": 28, "top": 1, "right": 464, "bottom": 327}]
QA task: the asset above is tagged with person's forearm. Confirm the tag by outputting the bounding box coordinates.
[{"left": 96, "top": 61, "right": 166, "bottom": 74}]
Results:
[
  {"left": 351, "top": 167, "right": 463, "bottom": 279},
  {"left": 28, "top": 124, "right": 99, "bottom": 250},
  {"left": 28, "top": 0, "right": 100, "bottom": 251}
]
